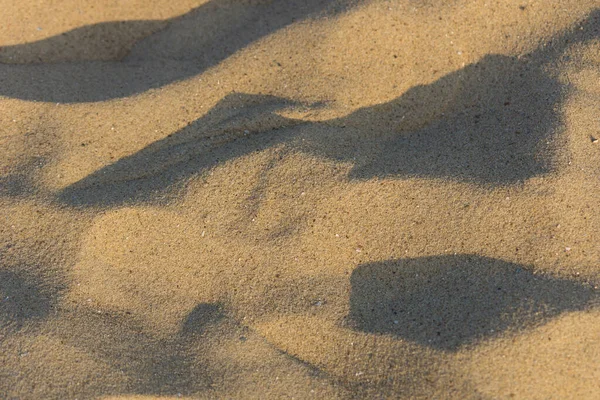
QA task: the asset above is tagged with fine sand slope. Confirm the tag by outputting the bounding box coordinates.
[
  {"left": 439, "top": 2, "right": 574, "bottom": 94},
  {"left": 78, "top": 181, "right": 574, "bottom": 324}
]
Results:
[{"left": 2, "top": 1, "right": 600, "bottom": 398}]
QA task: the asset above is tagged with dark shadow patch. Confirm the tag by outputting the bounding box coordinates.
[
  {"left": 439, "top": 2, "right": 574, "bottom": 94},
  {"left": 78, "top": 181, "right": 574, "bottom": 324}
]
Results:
[
  {"left": 128, "top": 303, "right": 223, "bottom": 395},
  {"left": 52, "top": 10, "right": 600, "bottom": 206},
  {"left": 296, "top": 10, "right": 599, "bottom": 184},
  {"left": 51, "top": 302, "right": 224, "bottom": 397},
  {"left": 327, "top": 57, "right": 559, "bottom": 183},
  {"left": 182, "top": 303, "right": 223, "bottom": 336},
  {"left": 307, "top": 9, "right": 600, "bottom": 185},
  {"left": 0, "top": 21, "right": 169, "bottom": 64},
  {"left": 0, "top": 0, "right": 353, "bottom": 103},
  {"left": 56, "top": 93, "right": 299, "bottom": 207},
  {"left": 0, "top": 157, "right": 47, "bottom": 199},
  {"left": 0, "top": 268, "right": 64, "bottom": 331},
  {"left": 348, "top": 255, "right": 598, "bottom": 351},
  {"left": 0, "top": 172, "right": 35, "bottom": 198}
]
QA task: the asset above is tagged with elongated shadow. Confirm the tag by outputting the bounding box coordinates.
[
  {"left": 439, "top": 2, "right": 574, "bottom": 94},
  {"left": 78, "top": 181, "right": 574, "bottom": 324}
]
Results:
[
  {"left": 57, "top": 93, "right": 300, "bottom": 206},
  {"left": 348, "top": 255, "right": 598, "bottom": 351},
  {"left": 54, "top": 9, "right": 600, "bottom": 206},
  {"left": 0, "top": 0, "right": 349, "bottom": 103}
]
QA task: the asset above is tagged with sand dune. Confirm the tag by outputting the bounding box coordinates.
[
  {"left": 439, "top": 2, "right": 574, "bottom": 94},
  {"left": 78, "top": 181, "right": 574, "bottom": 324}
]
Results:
[{"left": 2, "top": 0, "right": 600, "bottom": 398}]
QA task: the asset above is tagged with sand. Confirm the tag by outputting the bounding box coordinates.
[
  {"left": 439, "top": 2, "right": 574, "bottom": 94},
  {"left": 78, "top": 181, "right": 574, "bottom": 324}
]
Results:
[{"left": 1, "top": 0, "right": 600, "bottom": 398}]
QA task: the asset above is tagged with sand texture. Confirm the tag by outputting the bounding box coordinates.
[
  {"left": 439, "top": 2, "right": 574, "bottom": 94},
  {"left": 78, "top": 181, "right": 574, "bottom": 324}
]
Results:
[{"left": 2, "top": 0, "right": 600, "bottom": 398}]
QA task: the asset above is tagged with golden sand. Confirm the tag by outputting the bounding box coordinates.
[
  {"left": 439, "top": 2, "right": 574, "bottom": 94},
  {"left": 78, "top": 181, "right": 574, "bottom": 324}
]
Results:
[{"left": 1, "top": 1, "right": 600, "bottom": 398}]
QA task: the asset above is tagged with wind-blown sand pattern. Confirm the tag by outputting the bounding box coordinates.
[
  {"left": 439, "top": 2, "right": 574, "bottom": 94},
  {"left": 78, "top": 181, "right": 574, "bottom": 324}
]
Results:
[{"left": 1, "top": 1, "right": 600, "bottom": 398}]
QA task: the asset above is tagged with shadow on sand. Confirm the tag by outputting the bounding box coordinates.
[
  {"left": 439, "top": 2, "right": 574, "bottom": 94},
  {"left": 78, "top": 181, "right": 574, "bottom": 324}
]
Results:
[
  {"left": 348, "top": 255, "right": 598, "bottom": 351},
  {"left": 0, "top": 0, "right": 352, "bottom": 103},
  {"left": 69, "top": 302, "right": 224, "bottom": 396},
  {"left": 0, "top": 267, "right": 65, "bottom": 332},
  {"left": 0, "top": 298, "right": 225, "bottom": 397},
  {"left": 55, "top": 9, "right": 600, "bottom": 206}
]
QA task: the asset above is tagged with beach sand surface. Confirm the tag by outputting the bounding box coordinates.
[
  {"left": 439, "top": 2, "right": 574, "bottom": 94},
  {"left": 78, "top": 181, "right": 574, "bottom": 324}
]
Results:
[{"left": 1, "top": 0, "right": 600, "bottom": 398}]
